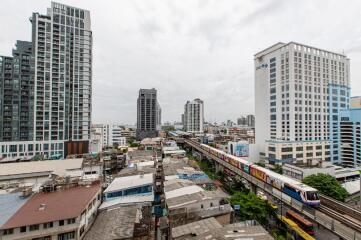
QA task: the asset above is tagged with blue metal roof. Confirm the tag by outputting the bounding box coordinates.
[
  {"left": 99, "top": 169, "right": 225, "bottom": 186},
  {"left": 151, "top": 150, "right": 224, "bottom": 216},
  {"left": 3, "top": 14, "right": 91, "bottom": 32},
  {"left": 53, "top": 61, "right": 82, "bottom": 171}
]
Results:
[{"left": 0, "top": 192, "right": 30, "bottom": 227}]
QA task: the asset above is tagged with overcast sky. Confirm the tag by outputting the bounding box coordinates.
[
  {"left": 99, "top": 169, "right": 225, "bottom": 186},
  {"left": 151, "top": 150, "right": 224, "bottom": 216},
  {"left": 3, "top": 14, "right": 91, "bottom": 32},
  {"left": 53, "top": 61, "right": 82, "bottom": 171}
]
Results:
[{"left": 1, "top": 0, "right": 361, "bottom": 125}]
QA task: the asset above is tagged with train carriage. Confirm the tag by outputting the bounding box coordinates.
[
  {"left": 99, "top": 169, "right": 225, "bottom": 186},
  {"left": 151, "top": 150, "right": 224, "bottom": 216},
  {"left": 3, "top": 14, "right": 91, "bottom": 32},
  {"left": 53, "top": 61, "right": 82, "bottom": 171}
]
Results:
[{"left": 198, "top": 143, "right": 320, "bottom": 207}]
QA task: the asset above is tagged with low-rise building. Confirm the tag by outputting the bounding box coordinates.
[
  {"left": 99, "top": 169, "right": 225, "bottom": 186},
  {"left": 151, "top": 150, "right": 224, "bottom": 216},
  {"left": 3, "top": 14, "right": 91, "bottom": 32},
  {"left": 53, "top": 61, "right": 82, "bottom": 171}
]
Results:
[
  {"left": 187, "top": 222, "right": 273, "bottom": 240},
  {"left": 167, "top": 190, "right": 233, "bottom": 227},
  {"left": 172, "top": 217, "right": 222, "bottom": 239},
  {"left": 139, "top": 137, "right": 162, "bottom": 151},
  {"left": 84, "top": 204, "right": 153, "bottom": 240},
  {"left": 0, "top": 182, "right": 102, "bottom": 240},
  {"left": 265, "top": 140, "right": 331, "bottom": 165},
  {"left": 0, "top": 158, "right": 102, "bottom": 188},
  {"left": 104, "top": 173, "right": 154, "bottom": 201}
]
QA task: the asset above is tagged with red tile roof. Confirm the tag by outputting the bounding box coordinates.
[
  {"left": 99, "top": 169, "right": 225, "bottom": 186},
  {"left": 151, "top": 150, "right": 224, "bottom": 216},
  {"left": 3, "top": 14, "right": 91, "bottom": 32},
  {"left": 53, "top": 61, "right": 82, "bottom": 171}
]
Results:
[{"left": 1, "top": 183, "right": 101, "bottom": 229}]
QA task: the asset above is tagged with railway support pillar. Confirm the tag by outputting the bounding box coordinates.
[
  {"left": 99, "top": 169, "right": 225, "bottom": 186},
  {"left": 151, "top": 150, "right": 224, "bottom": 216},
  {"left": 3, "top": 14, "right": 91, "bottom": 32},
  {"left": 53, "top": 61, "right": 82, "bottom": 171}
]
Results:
[
  {"left": 331, "top": 219, "right": 334, "bottom": 231},
  {"left": 250, "top": 182, "right": 257, "bottom": 194}
]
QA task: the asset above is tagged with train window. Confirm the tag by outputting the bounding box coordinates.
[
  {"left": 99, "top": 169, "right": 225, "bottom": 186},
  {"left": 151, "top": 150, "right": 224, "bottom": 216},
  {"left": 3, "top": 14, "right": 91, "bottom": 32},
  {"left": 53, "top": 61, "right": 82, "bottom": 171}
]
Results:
[{"left": 306, "top": 191, "right": 319, "bottom": 200}]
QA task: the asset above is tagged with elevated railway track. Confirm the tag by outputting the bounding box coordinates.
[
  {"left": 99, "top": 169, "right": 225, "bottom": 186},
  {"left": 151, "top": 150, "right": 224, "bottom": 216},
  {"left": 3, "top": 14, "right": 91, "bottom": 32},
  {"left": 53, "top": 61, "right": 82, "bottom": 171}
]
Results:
[{"left": 184, "top": 138, "right": 361, "bottom": 240}]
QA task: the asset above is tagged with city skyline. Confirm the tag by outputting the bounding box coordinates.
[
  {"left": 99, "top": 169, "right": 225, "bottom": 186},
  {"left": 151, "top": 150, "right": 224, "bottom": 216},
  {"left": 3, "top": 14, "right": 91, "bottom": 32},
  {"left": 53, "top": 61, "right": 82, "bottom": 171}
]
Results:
[{"left": 2, "top": 0, "right": 361, "bottom": 124}]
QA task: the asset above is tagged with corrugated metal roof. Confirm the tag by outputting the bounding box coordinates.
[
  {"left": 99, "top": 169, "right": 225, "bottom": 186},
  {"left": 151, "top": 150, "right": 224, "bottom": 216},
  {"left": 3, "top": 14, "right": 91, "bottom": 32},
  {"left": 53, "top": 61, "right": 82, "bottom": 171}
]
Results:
[
  {"left": 165, "top": 185, "right": 204, "bottom": 199},
  {"left": 104, "top": 173, "right": 153, "bottom": 193},
  {"left": 0, "top": 193, "right": 30, "bottom": 227},
  {"left": 0, "top": 158, "right": 83, "bottom": 178}
]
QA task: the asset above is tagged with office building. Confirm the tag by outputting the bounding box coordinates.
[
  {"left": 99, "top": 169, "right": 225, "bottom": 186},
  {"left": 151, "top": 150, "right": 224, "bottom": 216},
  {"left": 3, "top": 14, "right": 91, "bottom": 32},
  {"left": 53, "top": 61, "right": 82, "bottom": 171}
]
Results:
[
  {"left": 136, "top": 88, "right": 161, "bottom": 140},
  {"left": 183, "top": 98, "right": 204, "bottom": 133},
  {"left": 255, "top": 42, "right": 350, "bottom": 164},
  {"left": 338, "top": 96, "right": 361, "bottom": 167},
  {"left": 0, "top": 2, "right": 92, "bottom": 160},
  {"left": 246, "top": 114, "right": 255, "bottom": 128}
]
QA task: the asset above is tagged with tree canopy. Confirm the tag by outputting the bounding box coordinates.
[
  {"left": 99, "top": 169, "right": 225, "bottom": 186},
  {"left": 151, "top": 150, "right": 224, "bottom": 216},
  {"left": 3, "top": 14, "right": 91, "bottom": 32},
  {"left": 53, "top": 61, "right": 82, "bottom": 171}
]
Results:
[
  {"left": 302, "top": 173, "right": 349, "bottom": 202},
  {"left": 229, "top": 192, "right": 272, "bottom": 224}
]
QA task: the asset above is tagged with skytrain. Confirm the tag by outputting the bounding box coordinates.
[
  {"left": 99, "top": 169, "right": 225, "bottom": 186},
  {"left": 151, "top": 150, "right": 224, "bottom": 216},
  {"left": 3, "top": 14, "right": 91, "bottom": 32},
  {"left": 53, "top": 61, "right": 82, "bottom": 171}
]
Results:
[{"left": 198, "top": 142, "right": 320, "bottom": 207}]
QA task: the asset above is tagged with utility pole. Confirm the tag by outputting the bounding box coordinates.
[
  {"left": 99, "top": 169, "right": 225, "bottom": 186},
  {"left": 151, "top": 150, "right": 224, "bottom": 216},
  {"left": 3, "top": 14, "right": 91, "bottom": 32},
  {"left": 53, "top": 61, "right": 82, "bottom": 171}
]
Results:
[{"left": 154, "top": 151, "right": 171, "bottom": 240}]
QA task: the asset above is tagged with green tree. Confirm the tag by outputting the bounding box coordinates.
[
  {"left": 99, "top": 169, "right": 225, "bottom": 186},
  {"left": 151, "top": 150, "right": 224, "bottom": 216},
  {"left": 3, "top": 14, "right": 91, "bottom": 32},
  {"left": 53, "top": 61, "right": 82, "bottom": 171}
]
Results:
[
  {"left": 302, "top": 173, "right": 349, "bottom": 202},
  {"left": 273, "top": 165, "right": 283, "bottom": 174},
  {"left": 162, "top": 126, "right": 175, "bottom": 131},
  {"left": 255, "top": 162, "right": 266, "bottom": 167},
  {"left": 229, "top": 192, "right": 271, "bottom": 224},
  {"left": 129, "top": 142, "right": 139, "bottom": 148}
]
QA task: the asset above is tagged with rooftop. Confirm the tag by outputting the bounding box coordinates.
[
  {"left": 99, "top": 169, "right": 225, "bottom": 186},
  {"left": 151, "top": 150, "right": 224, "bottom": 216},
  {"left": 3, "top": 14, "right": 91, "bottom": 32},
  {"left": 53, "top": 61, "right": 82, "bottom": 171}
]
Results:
[
  {"left": 165, "top": 185, "right": 204, "bottom": 199},
  {"left": 99, "top": 194, "right": 154, "bottom": 210},
  {"left": 84, "top": 205, "right": 139, "bottom": 240},
  {"left": 1, "top": 182, "right": 101, "bottom": 229},
  {"left": 167, "top": 190, "right": 228, "bottom": 209},
  {"left": 104, "top": 173, "right": 153, "bottom": 193},
  {"left": 172, "top": 217, "right": 222, "bottom": 239},
  {"left": 0, "top": 193, "right": 30, "bottom": 227},
  {"left": 193, "top": 222, "right": 273, "bottom": 240},
  {"left": 0, "top": 158, "right": 83, "bottom": 180}
]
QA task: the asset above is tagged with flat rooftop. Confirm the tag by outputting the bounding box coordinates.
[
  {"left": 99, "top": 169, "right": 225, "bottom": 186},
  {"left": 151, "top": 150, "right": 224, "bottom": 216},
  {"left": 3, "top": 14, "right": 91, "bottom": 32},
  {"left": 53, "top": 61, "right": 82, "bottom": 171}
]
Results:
[
  {"left": 1, "top": 182, "right": 101, "bottom": 229},
  {"left": 99, "top": 194, "right": 154, "bottom": 210},
  {"left": 165, "top": 185, "right": 204, "bottom": 199},
  {"left": 0, "top": 158, "right": 83, "bottom": 180},
  {"left": 172, "top": 217, "right": 222, "bottom": 239},
  {"left": 84, "top": 205, "right": 150, "bottom": 240},
  {"left": 167, "top": 190, "right": 228, "bottom": 209},
  {"left": 193, "top": 222, "right": 273, "bottom": 240},
  {"left": 104, "top": 173, "right": 153, "bottom": 193}
]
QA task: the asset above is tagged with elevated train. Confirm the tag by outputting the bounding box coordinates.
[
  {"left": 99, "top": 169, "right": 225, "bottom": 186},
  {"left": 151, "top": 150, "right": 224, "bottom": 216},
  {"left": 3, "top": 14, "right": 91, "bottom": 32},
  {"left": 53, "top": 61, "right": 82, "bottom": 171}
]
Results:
[{"left": 198, "top": 142, "right": 320, "bottom": 207}]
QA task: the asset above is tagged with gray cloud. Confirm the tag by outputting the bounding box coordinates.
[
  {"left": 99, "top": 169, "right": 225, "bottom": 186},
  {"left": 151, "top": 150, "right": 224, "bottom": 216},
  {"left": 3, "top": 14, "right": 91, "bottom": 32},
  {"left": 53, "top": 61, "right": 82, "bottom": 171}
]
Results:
[{"left": 1, "top": 0, "right": 361, "bottom": 125}]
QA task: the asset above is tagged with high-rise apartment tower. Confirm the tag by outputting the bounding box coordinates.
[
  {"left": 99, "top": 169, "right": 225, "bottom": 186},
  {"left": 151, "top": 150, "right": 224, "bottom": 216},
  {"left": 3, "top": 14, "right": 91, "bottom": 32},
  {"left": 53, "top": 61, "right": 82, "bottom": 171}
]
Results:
[
  {"left": 184, "top": 98, "right": 204, "bottom": 133},
  {"left": 0, "top": 2, "right": 92, "bottom": 160},
  {"left": 136, "top": 88, "right": 161, "bottom": 140}
]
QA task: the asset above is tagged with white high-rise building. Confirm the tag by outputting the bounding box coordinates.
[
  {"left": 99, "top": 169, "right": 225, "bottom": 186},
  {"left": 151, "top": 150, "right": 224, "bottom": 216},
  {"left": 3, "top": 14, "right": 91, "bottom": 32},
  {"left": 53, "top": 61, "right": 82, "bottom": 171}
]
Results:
[
  {"left": 255, "top": 42, "right": 350, "bottom": 164},
  {"left": 184, "top": 98, "right": 204, "bottom": 133},
  {"left": 90, "top": 124, "right": 127, "bottom": 151}
]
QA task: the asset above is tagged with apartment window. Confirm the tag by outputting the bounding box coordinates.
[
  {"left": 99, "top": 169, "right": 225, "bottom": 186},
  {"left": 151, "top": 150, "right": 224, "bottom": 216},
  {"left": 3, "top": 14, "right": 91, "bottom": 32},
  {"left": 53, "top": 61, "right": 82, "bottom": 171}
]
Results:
[
  {"left": 306, "top": 146, "right": 313, "bottom": 150},
  {"left": 43, "top": 222, "right": 53, "bottom": 229},
  {"left": 29, "top": 224, "right": 40, "bottom": 231},
  {"left": 281, "top": 147, "right": 293, "bottom": 152},
  {"left": 3, "top": 229, "right": 13, "bottom": 235},
  {"left": 67, "top": 218, "right": 76, "bottom": 224},
  {"left": 20, "top": 226, "right": 27, "bottom": 232},
  {"left": 58, "top": 231, "right": 75, "bottom": 240},
  {"left": 268, "top": 147, "right": 276, "bottom": 152},
  {"left": 59, "top": 220, "right": 64, "bottom": 226}
]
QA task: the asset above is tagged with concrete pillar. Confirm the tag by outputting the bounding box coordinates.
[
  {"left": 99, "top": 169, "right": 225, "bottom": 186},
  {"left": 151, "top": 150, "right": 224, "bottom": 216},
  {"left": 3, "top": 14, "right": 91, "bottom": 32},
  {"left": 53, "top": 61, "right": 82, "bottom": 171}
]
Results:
[
  {"left": 215, "top": 162, "right": 220, "bottom": 173},
  {"left": 250, "top": 182, "right": 257, "bottom": 194}
]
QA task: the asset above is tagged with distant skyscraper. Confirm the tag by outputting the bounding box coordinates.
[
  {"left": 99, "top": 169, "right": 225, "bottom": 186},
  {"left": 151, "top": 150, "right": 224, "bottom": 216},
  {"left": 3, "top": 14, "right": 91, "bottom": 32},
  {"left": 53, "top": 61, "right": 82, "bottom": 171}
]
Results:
[
  {"left": 237, "top": 116, "right": 247, "bottom": 126},
  {"left": 255, "top": 42, "right": 350, "bottom": 164},
  {"left": 247, "top": 115, "right": 255, "bottom": 128},
  {"left": 136, "top": 88, "right": 161, "bottom": 140},
  {"left": 184, "top": 98, "right": 204, "bottom": 133},
  {"left": 0, "top": 2, "right": 92, "bottom": 160}
]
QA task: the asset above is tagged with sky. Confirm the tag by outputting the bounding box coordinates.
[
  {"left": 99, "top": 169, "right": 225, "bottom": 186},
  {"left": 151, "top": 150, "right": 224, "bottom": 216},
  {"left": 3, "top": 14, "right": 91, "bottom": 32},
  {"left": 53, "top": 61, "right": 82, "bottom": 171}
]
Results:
[{"left": 1, "top": 0, "right": 361, "bottom": 125}]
